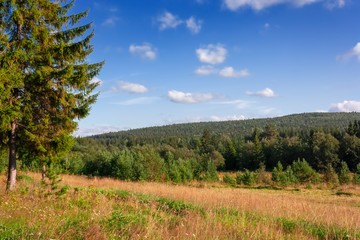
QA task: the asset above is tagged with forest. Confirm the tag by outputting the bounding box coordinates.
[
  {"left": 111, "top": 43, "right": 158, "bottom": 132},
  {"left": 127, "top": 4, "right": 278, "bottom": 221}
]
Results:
[{"left": 1, "top": 112, "right": 360, "bottom": 186}]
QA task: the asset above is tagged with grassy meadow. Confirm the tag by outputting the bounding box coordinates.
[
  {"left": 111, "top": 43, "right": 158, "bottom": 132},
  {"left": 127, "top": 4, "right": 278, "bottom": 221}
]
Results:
[{"left": 1, "top": 172, "right": 360, "bottom": 239}]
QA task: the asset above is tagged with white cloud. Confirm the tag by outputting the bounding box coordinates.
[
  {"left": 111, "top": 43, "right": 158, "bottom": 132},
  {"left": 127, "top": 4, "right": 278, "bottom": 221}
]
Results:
[
  {"left": 165, "top": 115, "right": 247, "bottom": 124},
  {"left": 326, "top": 0, "right": 345, "bottom": 9},
  {"left": 246, "top": 88, "right": 278, "bottom": 98},
  {"left": 223, "top": 0, "right": 345, "bottom": 11},
  {"left": 113, "top": 97, "right": 160, "bottom": 106},
  {"left": 168, "top": 90, "right": 216, "bottom": 104},
  {"left": 74, "top": 126, "right": 125, "bottom": 137},
  {"left": 329, "top": 101, "right": 360, "bottom": 112},
  {"left": 209, "top": 115, "right": 247, "bottom": 121},
  {"left": 219, "top": 67, "right": 250, "bottom": 78},
  {"left": 194, "top": 65, "right": 218, "bottom": 75},
  {"left": 217, "top": 99, "right": 252, "bottom": 109},
  {"left": 102, "top": 16, "right": 119, "bottom": 26},
  {"left": 337, "top": 42, "right": 360, "bottom": 61},
  {"left": 129, "top": 43, "right": 157, "bottom": 60},
  {"left": 158, "top": 11, "right": 183, "bottom": 30},
  {"left": 113, "top": 81, "right": 148, "bottom": 94},
  {"left": 90, "top": 77, "right": 103, "bottom": 86},
  {"left": 264, "top": 23, "right": 270, "bottom": 28},
  {"left": 186, "top": 16, "right": 203, "bottom": 34},
  {"left": 196, "top": 44, "right": 227, "bottom": 64}
]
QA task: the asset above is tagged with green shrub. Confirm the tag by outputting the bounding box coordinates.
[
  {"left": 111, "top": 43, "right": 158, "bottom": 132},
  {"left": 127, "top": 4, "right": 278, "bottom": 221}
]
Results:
[
  {"left": 223, "top": 174, "right": 236, "bottom": 186},
  {"left": 323, "top": 164, "right": 338, "bottom": 185},
  {"left": 271, "top": 162, "right": 282, "bottom": 183},
  {"left": 353, "top": 163, "right": 360, "bottom": 185},
  {"left": 272, "top": 162, "right": 297, "bottom": 186},
  {"left": 338, "top": 161, "right": 351, "bottom": 185},
  {"left": 236, "top": 170, "right": 255, "bottom": 186},
  {"left": 285, "top": 166, "right": 298, "bottom": 184},
  {"left": 203, "top": 161, "right": 219, "bottom": 182},
  {"left": 256, "top": 162, "right": 271, "bottom": 185},
  {"left": 291, "top": 159, "right": 317, "bottom": 184}
]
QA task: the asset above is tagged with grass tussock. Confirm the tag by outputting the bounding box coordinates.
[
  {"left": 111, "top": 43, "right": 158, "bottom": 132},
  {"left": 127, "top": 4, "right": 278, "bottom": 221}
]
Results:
[{"left": 1, "top": 172, "right": 360, "bottom": 239}]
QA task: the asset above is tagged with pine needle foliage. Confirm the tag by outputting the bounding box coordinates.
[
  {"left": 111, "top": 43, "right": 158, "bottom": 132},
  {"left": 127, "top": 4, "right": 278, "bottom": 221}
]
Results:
[{"left": 0, "top": 0, "right": 103, "bottom": 190}]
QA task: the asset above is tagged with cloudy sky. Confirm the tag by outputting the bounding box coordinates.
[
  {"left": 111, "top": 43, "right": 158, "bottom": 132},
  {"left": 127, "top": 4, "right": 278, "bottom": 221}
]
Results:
[{"left": 72, "top": 0, "right": 360, "bottom": 136}]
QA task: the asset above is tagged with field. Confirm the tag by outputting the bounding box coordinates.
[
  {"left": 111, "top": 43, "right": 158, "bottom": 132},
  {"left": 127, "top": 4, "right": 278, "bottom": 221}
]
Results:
[{"left": 1, "top": 172, "right": 360, "bottom": 239}]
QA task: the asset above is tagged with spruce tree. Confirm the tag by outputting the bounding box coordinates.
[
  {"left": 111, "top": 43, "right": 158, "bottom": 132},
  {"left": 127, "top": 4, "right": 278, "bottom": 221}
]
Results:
[{"left": 0, "top": 0, "right": 103, "bottom": 191}]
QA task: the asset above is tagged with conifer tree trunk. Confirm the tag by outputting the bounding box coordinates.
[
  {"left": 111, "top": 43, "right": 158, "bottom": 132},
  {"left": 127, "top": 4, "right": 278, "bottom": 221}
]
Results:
[{"left": 7, "top": 121, "right": 17, "bottom": 191}]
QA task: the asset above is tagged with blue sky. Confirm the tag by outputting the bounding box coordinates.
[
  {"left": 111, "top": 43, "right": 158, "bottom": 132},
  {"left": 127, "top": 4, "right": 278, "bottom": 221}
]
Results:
[{"left": 72, "top": 0, "right": 360, "bottom": 136}]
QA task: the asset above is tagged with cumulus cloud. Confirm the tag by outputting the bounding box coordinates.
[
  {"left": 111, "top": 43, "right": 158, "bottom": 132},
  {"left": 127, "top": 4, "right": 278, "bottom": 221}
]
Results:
[
  {"left": 158, "top": 11, "right": 183, "bottom": 30},
  {"left": 186, "top": 16, "right": 203, "bottom": 34},
  {"left": 113, "top": 81, "right": 148, "bottom": 94},
  {"left": 337, "top": 42, "right": 360, "bottom": 61},
  {"left": 329, "top": 100, "right": 360, "bottom": 112},
  {"left": 168, "top": 90, "right": 217, "bottom": 104},
  {"left": 246, "top": 88, "right": 278, "bottom": 98},
  {"left": 223, "top": 0, "right": 345, "bottom": 11},
  {"left": 165, "top": 115, "right": 247, "bottom": 124},
  {"left": 90, "top": 77, "right": 103, "bottom": 86},
  {"left": 196, "top": 44, "right": 227, "bottom": 64},
  {"left": 194, "top": 65, "right": 218, "bottom": 75},
  {"left": 74, "top": 126, "right": 124, "bottom": 137},
  {"left": 129, "top": 43, "right": 157, "bottom": 60},
  {"left": 219, "top": 67, "right": 250, "bottom": 78}
]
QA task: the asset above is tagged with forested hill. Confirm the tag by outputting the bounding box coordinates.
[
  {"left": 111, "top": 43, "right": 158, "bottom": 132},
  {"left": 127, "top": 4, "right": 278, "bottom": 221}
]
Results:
[{"left": 89, "top": 112, "right": 360, "bottom": 141}]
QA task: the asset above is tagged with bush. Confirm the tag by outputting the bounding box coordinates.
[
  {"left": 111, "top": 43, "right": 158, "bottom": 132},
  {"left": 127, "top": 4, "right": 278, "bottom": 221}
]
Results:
[
  {"left": 272, "top": 162, "right": 297, "bottom": 186},
  {"left": 256, "top": 162, "right": 271, "bottom": 185},
  {"left": 291, "top": 159, "right": 317, "bottom": 184},
  {"left": 338, "top": 161, "right": 351, "bottom": 185},
  {"left": 236, "top": 170, "right": 255, "bottom": 186},
  {"left": 353, "top": 163, "right": 360, "bottom": 185},
  {"left": 271, "top": 162, "right": 282, "bottom": 183},
  {"left": 223, "top": 174, "right": 236, "bottom": 186},
  {"left": 323, "top": 164, "right": 338, "bottom": 185},
  {"left": 203, "top": 161, "right": 219, "bottom": 182},
  {"left": 285, "top": 166, "right": 298, "bottom": 185}
]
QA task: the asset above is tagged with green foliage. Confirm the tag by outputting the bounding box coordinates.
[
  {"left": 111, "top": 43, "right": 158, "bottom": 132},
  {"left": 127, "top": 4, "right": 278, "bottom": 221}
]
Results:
[
  {"left": 291, "top": 159, "right": 318, "bottom": 184},
  {"left": 338, "top": 161, "right": 351, "bottom": 185},
  {"left": 272, "top": 161, "right": 283, "bottom": 183},
  {"left": 42, "top": 164, "right": 62, "bottom": 193},
  {"left": 203, "top": 160, "right": 219, "bottom": 182},
  {"left": 323, "top": 164, "right": 339, "bottom": 185},
  {"left": 339, "top": 134, "right": 360, "bottom": 171},
  {"left": 256, "top": 162, "right": 272, "bottom": 185},
  {"left": 353, "top": 163, "right": 360, "bottom": 185},
  {"left": 311, "top": 131, "right": 340, "bottom": 172},
  {"left": 272, "top": 162, "right": 298, "bottom": 186},
  {"left": 0, "top": 0, "right": 103, "bottom": 189},
  {"left": 223, "top": 174, "right": 236, "bottom": 186},
  {"left": 17, "top": 174, "right": 33, "bottom": 182},
  {"left": 236, "top": 170, "right": 255, "bottom": 186}
]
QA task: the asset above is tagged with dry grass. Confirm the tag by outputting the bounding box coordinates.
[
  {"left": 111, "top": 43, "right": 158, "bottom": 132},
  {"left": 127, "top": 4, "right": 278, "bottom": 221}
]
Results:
[
  {"left": 39, "top": 172, "right": 360, "bottom": 229},
  {"left": 1, "top": 172, "right": 360, "bottom": 239}
]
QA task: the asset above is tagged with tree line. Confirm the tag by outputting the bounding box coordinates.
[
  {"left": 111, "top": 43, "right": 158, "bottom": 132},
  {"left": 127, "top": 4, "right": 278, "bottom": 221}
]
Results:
[{"left": 2, "top": 120, "right": 359, "bottom": 185}]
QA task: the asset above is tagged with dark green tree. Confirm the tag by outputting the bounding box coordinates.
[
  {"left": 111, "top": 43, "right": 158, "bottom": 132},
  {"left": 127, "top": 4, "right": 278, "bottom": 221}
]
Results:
[
  {"left": 0, "top": 0, "right": 103, "bottom": 191},
  {"left": 311, "top": 131, "right": 339, "bottom": 171},
  {"left": 339, "top": 133, "right": 360, "bottom": 171}
]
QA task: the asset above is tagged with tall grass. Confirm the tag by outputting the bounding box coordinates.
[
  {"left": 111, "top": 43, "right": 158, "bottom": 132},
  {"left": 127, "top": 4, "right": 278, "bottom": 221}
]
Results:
[{"left": 1, "top": 172, "right": 360, "bottom": 239}]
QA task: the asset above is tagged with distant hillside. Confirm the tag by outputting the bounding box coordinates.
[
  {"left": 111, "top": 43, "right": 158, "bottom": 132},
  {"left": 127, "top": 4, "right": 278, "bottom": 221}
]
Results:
[{"left": 90, "top": 112, "right": 360, "bottom": 141}]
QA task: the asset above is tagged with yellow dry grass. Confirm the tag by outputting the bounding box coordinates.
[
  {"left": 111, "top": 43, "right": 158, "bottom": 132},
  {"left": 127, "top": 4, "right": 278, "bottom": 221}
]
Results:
[{"left": 25, "top": 172, "right": 360, "bottom": 230}]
